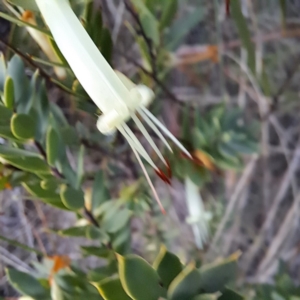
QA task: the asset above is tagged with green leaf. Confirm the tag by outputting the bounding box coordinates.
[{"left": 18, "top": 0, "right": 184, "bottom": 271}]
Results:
[
  {"left": 53, "top": 273, "right": 102, "bottom": 299},
  {"left": 50, "top": 103, "right": 68, "bottom": 126},
  {"left": 46, "top": 126, "right": 60, "bottom": 167},
  {"left": 218, "top": 288, "right": 244, "bottom": 300},
  {"left": 0, "top": 104, "right": 13, "bottom": 126},
  {"left": 4, "top": 77, "right": 14, "bottom": 110},
  {"left": 11, "top": 114, "right": 36, "bottom": 140},
  {"left": 230, "top": 0, "right": 256, "bottom": 74},
  {"left": 0, "top": 145, "right": 38, "bottom": 157},
  {"left": 168, "top": 263, "right": 202, "bottom": 300},
  {"left": 81, "top": 246, "right": 111, "bottom": 258},
  {"left": 94, "top": 276, "right": 132, "bottom": 300},
  {"left": 57, "top": 226, "right": 88, "bottom": 237},
  {"left": 6, "top": 55, "right": 30, "bottom": 113},
  {"left": 218, "top": 142, "right": 239, "bottom": 162},
  {"left": 100, "top": 28, "right": 113, "bottom": 65},
  {"left": 102, "top": 209, "right": 132, "bottom": 234},
  {"left": 86, "top": 226, "right": 110, "bottom": 243},
  {"left": 92, "top": 171, "right": 110, "bottom": 212},
  {"left": 192, "top": 294, "right": 220, "bottom": 300},
  {"left": 166, "top": 7, "right": 204, "bottom": 50},
  {"left": 22, "top": 182, "right": 66, "bottom": 209},
  {"left": 40, "top": 178, "right": 59, "bottom": 190},
  {"left": 0, "top": 125, "right": 19, "bottom": 141},
  {"left": 7, "top": 0, "right": 39, "bottom": 11},
  {"left": 159, "top": 0, "right": 178, "bottom": 30},
  {"left": 76, "top": 145, "right": 85, "bottom": 189},
  {"left": 153, "top": 245, "right": 182, "bottom": 288},
  {"left": 0, "top": 53, "right": 6, "bottom": 91},
  {"left": 111, "top": 227, "right": 131, "bottom": 255},
  {"left": 6, "top": 268, "right": 50, "bottom": 299},
  {"left": 130, "top": 0, "right": 160, "bottom": 46},
  {"left": 0, "top": 145, "right": 50, "bottom": 174},
  {"left": 84, "top": 2, "right": 103, "bottom": 48},
  {"left": 198, "top": 252, "right": 240, "bottom": 294},
  {"left": 117, "top": 254, "right": 161, "bottom": 300},
  {"left": 60, "top": 126, "right": 79, "bottom": 145},
  {"left": 34, "top": 78, "right": 50, "bottom": 141},
  {"left": 60, "top": 185, "right": 84, "bottom": 210}
]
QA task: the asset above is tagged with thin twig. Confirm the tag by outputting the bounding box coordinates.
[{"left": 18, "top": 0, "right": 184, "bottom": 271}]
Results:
[
  {"left": 0, "top": 37, "right": 86, "bottom": 99},
  {"left": 83, "top": 206, "right": 100, "bottom": 228},
  {"left": 118, "top": 51, "right": 181, "bottom": 104},
  {"left": 256, "top": 194, "right": 300, "bottom": 280},
  {"left": 209, "top": 154, "right": 258, "bottom": 253},
  {"left": 242, "top": 141, "right": 300, "bottom": 270},
  {"left": 273, "top": 54, "right": 300, "bottom": 100}
]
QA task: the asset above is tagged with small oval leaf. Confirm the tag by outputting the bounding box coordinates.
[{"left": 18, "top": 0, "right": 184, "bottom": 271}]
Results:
[
  {"left": 118, "top": 254, "right": 161, "bottom": 300},
  {"left": 94, "top": 276, "right": 132, "bottom": 300},
  {"left": 153, "top": 245, "right": 182, "bottom": 288},
  {"left": 6, "top": 268, "right": 50, "bottom": 299},
  {"left": 4, "top": 76, "right": 15, "bottom": 110},
  {"left": 60, "top": 185, "right": 84, "bottom": 210},
  {"left": 11, "top": 113, "right": 36, "bottom": 140},
  {"left": 46, "top": 126, "right": 60, "bottom": 167},
  {"left": 168, "top": 263, "right": 202, "bottom": 300}
]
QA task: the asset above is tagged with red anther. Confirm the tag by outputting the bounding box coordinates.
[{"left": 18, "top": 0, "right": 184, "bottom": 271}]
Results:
[
  {"left": 180, "top": 152, "right": 192, "bottom": 160},
  {"left": 180, "top": 152, "right": 205, "bottom": 167},
  {"left": 155, "top": 168, "right": 171, "bottom": 185}
]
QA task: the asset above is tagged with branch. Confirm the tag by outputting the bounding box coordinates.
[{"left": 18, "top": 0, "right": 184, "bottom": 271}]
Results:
[
  {"left": 0, "top": 37, "right": 87, "bottom": 99},
  {"left": 118, "top": 50, "right": 182, "bottom": 105}
]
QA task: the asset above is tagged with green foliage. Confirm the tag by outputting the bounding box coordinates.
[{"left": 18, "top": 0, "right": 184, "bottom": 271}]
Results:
[
  {"left": 94, "top": 276, "right": 132, "bottom": 300},
  {"left": 6, "top": 268, "right": 50, "bottom": 299},
  {"left": 0, "top": 1, "right": 266, "bottom": 299},
  {"left": 131, "top": 0, "right": 160, "bottom": 46},
  {"left": 171, "top": 105, "right": 258, "bottom": 186},
  {"left": 153, "top": 245, "right": 183, "bottom": 288},
  {"left": 117, "top": 254, "right": 161, "bottom": 300},
  {"left": 5, "top": 246, "right": 241, "bottom": 300}
]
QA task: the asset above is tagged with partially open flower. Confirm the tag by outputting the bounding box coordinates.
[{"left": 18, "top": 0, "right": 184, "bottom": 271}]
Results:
[
  {"left": 21, "top": 10, "right": 67, "bottom": 80},
  {"left": 185, "top": 176, "right": 211, "bottom": 249},
  {"left": 35, "top": 0, "right": 191, "bottom": 211}
]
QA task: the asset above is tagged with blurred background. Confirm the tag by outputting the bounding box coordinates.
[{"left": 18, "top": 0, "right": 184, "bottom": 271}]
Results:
[{"left": 1, "top": 0, "right": 300, "bottom": 298}]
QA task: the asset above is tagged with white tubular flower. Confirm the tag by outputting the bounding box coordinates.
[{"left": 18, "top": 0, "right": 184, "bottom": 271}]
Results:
[
  {"left": 185, "top": 176, "right": 211, "bottom": 249},
  {"left": 21, "top": 11, "right": 67, "bottom": 80},
  {"left": 36, "top": 0, "right": 191, "bottom": 211}
]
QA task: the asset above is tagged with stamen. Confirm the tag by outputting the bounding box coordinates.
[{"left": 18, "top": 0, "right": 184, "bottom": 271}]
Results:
[
  {"left": 131, "top": 113, "right": 167, "bottom": 166},
  {"left": 141, "top": 107, "right": 192, "bottom": 159},
  {"left": 137, "top": 108, "right": 172, "bottom": 152},
  {"left": 130, "top": 145, "right": 166, "bottom": 215},
  {"left": 117, "top": 124, "right": 158, "bottom": 171}
]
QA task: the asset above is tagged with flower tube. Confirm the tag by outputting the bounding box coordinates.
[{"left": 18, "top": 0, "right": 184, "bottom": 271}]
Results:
[{"left": 35, "top": 0, "right": 192, "bottom": 211}]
